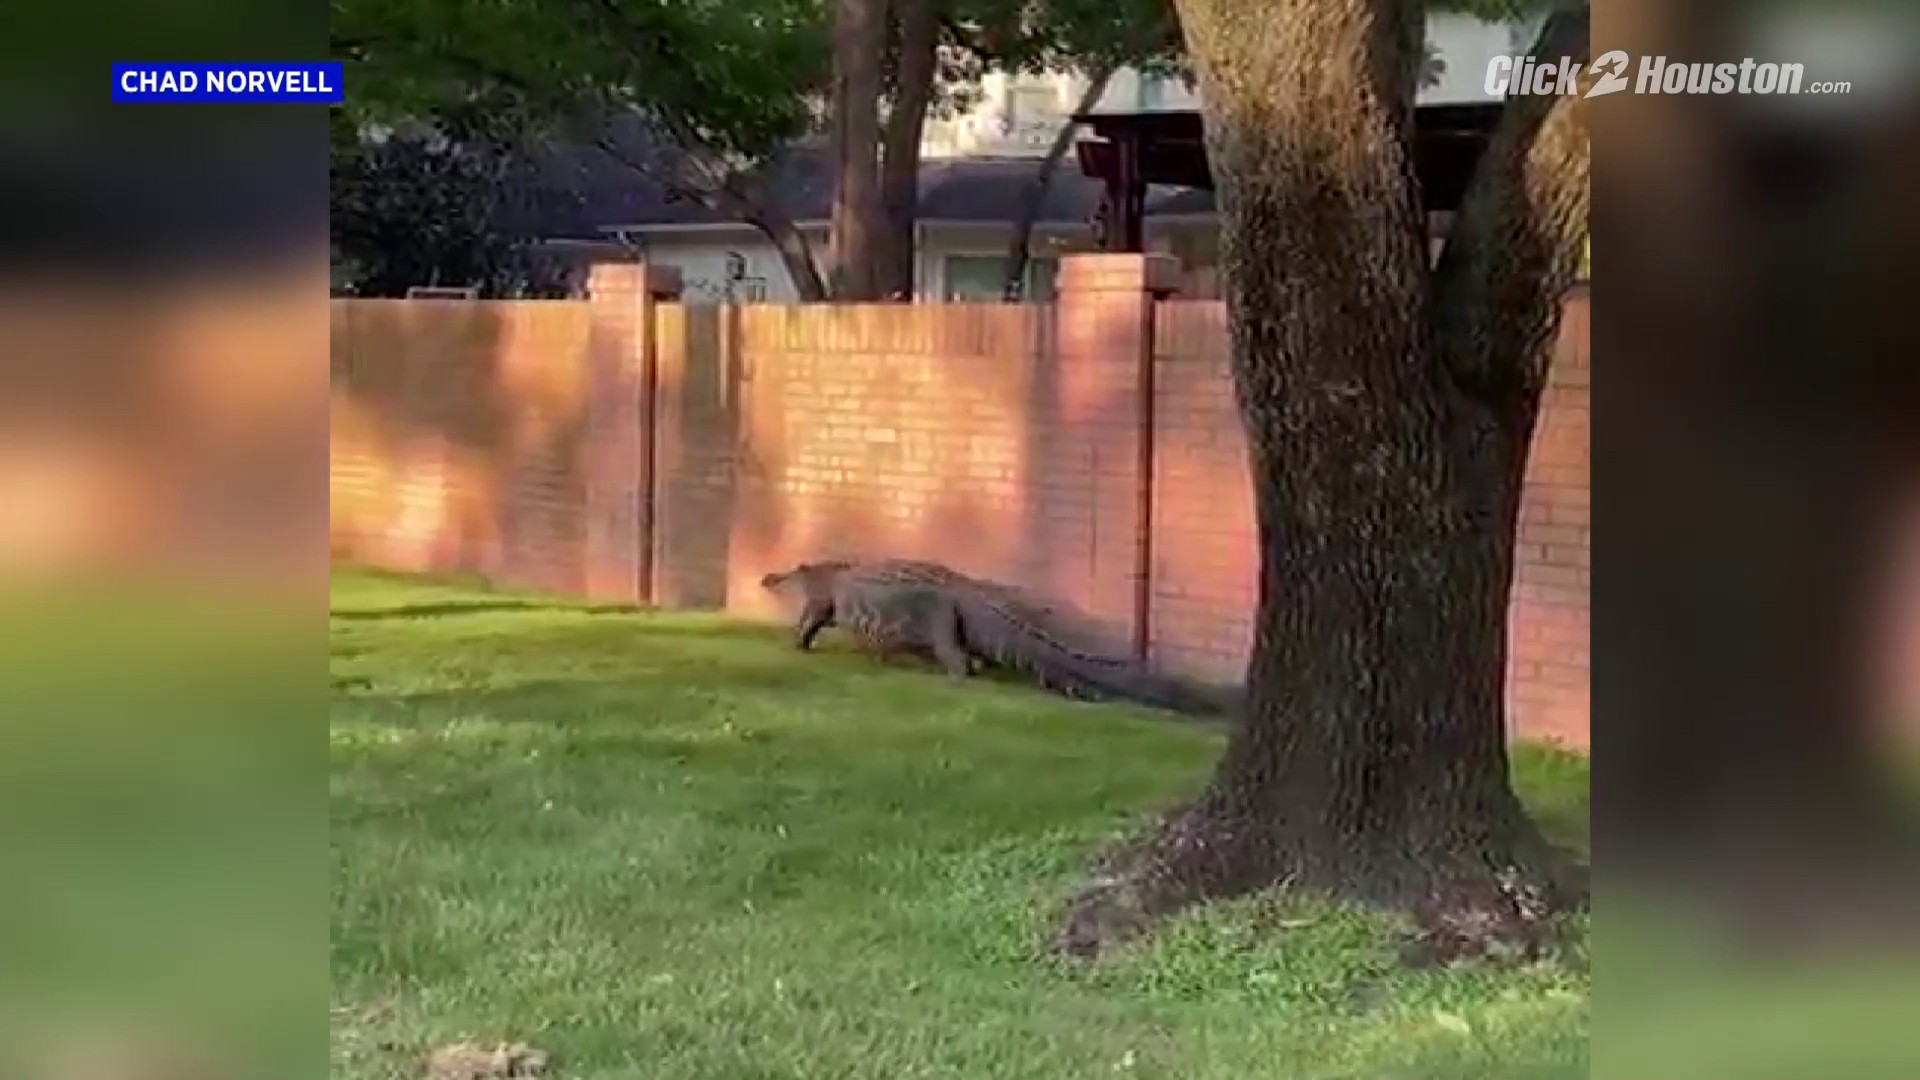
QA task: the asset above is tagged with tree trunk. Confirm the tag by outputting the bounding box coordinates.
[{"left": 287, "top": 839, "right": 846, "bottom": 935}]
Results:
[
  {"left": 748, "top": 209, "right": 831, "bottom": 302},
  {"left": 1432, "top": 7, "right": 1591, "bottom": 556},
  {"left": 1001, "top": 64, "right": 1114, "bottom": 302},
  {"left": 1395, "top": 3, "right": 1426, "bottom": 111},
  {"left": 1059, "top": 0, "right": 1590, "bottom": 960},
  {"left": 828, "top": 0, "right": 887, "bottom": 300},
  {"left": 876, "top": 0, "right": 939, "bottom": 301}
]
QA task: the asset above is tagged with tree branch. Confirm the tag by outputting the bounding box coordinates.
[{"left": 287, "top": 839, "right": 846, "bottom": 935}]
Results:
[
  {"left": 592, "top": 136, "right": 717, "bottom": 211},
  {"left": 1002, "top": 61, "right": 1115, "bottom": 300},
  {"left": 590, "top": 135, "right": 830, "bottom": 300},
  {"left": 573, "top": 0, "right": 741, "bottom": 161},
  {"left": 1432, "top": 5, "right": 1590, "bottom": 408}
]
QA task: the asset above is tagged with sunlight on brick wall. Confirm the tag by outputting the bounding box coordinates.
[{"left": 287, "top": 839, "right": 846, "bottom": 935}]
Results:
[
  {"left": 327, "top": 271, "right": 1596, "bottom": 746},
  {"left": 1147, "top": 289, "right": 1593, "bottom": 747},
  {"left": 329, "top": 299, "right": 593, "bottom": 595}
]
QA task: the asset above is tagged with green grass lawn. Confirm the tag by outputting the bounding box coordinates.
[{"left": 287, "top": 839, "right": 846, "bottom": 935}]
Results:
[{"left": 331, "top": 567, "right": 1589, "bottom": 1079}]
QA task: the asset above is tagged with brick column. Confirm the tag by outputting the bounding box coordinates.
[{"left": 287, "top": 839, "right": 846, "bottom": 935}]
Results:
[
  {"left": 1050, "top": 253, "right": 1180, "bottom": 652},
  {"left": 649, "top": 302, "right": 740, "bottom": 610},
  {"left": 583, "top": 260, "right": 682, "bottom": 605}
]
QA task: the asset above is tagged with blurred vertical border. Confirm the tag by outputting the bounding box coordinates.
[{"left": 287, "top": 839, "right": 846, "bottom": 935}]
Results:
[
  {"left": 0, "top": 1, "right": 328, "bottom": 1077},
  {"left": 1596, "top": 1, "right": 1920, "bottom": 1078}
]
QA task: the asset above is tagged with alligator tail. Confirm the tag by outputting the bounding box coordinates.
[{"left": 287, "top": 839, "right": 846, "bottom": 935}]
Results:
[
  {"left": 1113, "top": 669, "right": 1241, "bottom": 718},
  {"left": 963, "top": 602, "right": 1236, "bottom": 718}
]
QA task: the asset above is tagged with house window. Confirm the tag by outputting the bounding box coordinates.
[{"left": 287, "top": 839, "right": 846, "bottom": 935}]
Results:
[{"left": 942, "top": 255, "right": 1058, "bottom": 301}]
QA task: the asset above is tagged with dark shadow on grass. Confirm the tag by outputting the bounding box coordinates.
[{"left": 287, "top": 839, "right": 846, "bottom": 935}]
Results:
[
  {"left": 329, "top": 601, "right": 799, "bottom": 645},
  {"left": 338, "top": 661, "right": 849, "bottom": 718},
  {"left": 339, "top": 624, "right": 1231, "bottom": 729},
  {"left": 330, "top": 600, "right": 645, "bottom": 621},
  {"left": 335, "top": 652, "right": 1145, "bottom": 738},
  {"left": 332, "top": 600, "right": 544, "bottom": 620},
  {"left": 613, "top": 620, "right": 792, "bottom": 643}
]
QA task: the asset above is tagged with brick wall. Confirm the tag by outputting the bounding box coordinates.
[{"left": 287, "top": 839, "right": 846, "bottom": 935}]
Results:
[
  {"left": 1509, "top": 290, "right": 1592, "bottom": 745},
  {"left": 329, "top": 263, "right": 680, "bottom": 602},
  {"left": 330, "top": 298, "right": 596, "bottom": 593},
  {"left": 1146, "top": 287, "right": 1593, "bottom": 746},
  {"left": 722, "top": 301, "right": 1070, "bottom": 620},
  {"left": 1147, "top": 300, "right": 1256, "bottom": 674},
  {"left": 327, "top": 258, "right": 1593, "bottom": 745},
  {"left": 651, "top": 304, "right": 744, "bottom": 609}
]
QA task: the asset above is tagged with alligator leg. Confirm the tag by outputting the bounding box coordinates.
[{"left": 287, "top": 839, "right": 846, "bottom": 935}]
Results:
[
  {"left": 929, "top": 599, "right": 973, "bottom": 679},
  {"left": 793, "top": 599, "right": 834, "bottom": 650}
]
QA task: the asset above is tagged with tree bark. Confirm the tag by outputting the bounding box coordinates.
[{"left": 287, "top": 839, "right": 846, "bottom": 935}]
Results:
[
  {"left": 828, "top": 0, "right": 888, "bottom": 300},
  {"left": 1434, "top": 8, "right": 1591, "bottom": 409},
  {"left": 750, "top": 209, "right": 831, "bottom": 302},
  {"left": 1059, "top": 0, "right": 1590, "bottom": 959},
  {"left": 1431, "top": 7, "right": 1590, "bottom": 575},
  {"left": 1394, "top": 3, "right": 1426, "bottom": 112},
  {"left": 876, "top": 0, "right": 940, "bottom": 300},
  {"left": 1001, "top": 64, "right": 1115, "bottom": 301}
]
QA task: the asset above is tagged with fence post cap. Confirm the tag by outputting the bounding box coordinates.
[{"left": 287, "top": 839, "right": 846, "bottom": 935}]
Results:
[{"left": 1056, "top": 253, "right": 1182, "bottom": 297}]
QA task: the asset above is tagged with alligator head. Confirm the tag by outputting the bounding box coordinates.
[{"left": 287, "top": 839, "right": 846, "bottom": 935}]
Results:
[{"left": 760, "top": 560, "right": 854, "bottom": 592}]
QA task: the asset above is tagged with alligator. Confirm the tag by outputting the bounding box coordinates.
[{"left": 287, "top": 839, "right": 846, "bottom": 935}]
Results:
[{"left": 760, "top": 558, "right": 1235, "bottom": 718}]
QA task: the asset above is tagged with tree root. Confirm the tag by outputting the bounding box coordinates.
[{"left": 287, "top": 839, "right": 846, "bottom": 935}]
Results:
[
  {"left": 1396, "top": 866, "right": 1576, "bottom": 969},
  {"left": 1054, "top": 800, "right": 1270, "bottom": 961},
  {"left": 1053, "top": 797, "right": 1588, "bottom": 965}
]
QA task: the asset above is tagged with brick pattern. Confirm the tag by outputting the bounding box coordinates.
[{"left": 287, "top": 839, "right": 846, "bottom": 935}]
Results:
[
  {"left": 1048, "top": 255, "right": 1177, "bottom": 640},
  {"left": 1145, "top": 289, "right": 1593, "bottom": 747},
  {"left": 329, "top": 298, "right": 595, "bottom": 594},
  {"left": 1508, "top": 290, "right": 1592, "bottom": 745},
  {"left": 723, "top": 302, "right": 1071, "bottom": 621},
  {"left": 581, "top": 263, "right": 653, "bottom": 604},
  {"left": 328, "top": 263, "right": 683, "bottom": 603},
  {"left": 327, "top": 260, "right": 1593, "bottom": 746},
  {"left": 1148, "top": 300, "right": 1258, "bottom": 676},
  {"left": 651, "top": 304, "right": 742, "bottom": 608}
]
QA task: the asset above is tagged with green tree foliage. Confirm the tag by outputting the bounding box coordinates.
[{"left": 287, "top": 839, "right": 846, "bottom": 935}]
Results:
[
  {"left": 334, "top": 0, "right": 828, "bottom": 159},
  {"left": 330, "top": 121, "right": 579, "bottom": 297},
  {"left": 949, "top": 0, "right": 1184, "bottom": 82},
  {"left": 334, "top": 0, "right": 839, "bottom": 295},
  {"left": 333, "top": 0, "right": 1201, "bottom": 299},
  {"left": 333, "top": 0, "right": 1552, "bottom": 300}
]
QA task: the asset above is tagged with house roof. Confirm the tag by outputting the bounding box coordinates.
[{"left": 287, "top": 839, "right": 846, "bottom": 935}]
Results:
[
  {"left": 528, "top": 137, "right": 1207, "bottom": 239},
  {"left": 918, "top": 157, "right": 1097, "bottom": 224},
  {"left": 494, "top": 101, "right": 1515, "bottom": 245},
  {"left": 1071, "top": 104, "right": 1506, "bottom": 212},
  {"left": 524, "top": 140, "right": 839, "bottom": 236}
]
